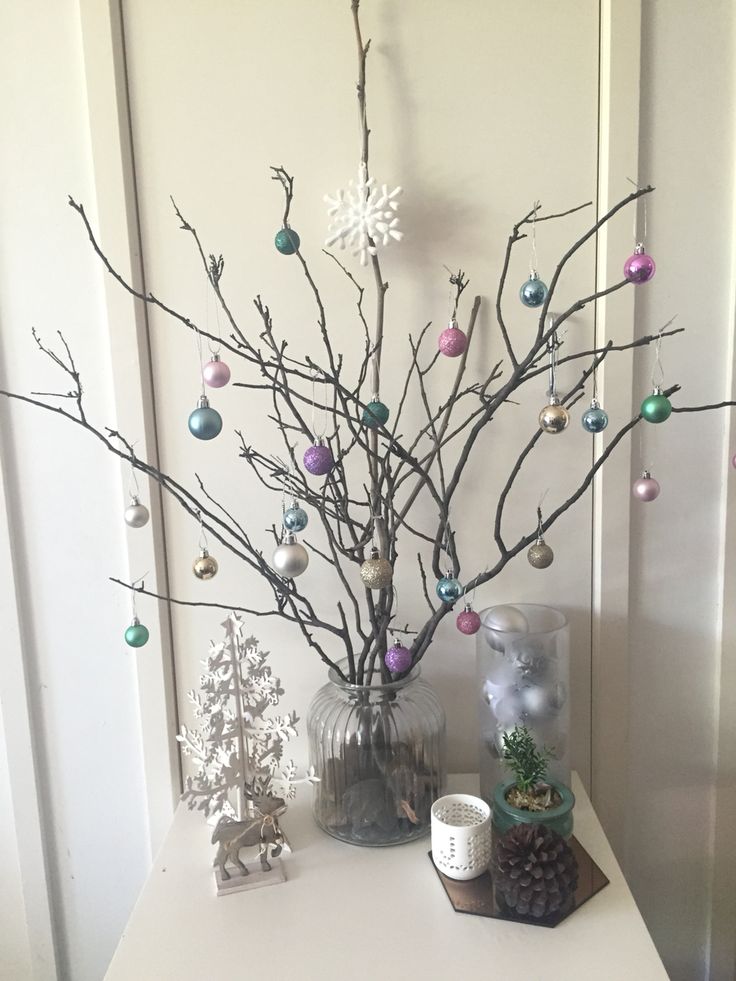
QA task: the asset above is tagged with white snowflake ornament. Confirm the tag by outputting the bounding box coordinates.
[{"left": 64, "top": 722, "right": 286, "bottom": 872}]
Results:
[{"left": 325, "top": 164, "right": 402, "bottom": 266}]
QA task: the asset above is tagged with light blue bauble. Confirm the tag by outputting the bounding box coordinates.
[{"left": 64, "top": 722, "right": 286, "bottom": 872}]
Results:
[
  {"left": 581, "top": 402, "right": 609, "bottom": 433},
  {"left": 125, "top": 620, "right": 149, "bottom": 648},
  {"left": 436, "top": 576, "right": 462, "bottom": 604},
  {"left": 519, "top": 274, "right": 548, "bottom": 308},
  {"left": 283, "top": 505, "right": 308, "bottom": 533},
  {"left": 188, "top": 397, "right": 223, "bottom": 440},
  {"left": 275, "top": 228, "right": 300, "bottom": 255}
]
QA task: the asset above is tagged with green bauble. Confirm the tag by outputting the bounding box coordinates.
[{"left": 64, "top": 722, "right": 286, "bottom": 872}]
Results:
[
  {"left": 274, "top": 228, "right": 300, "bottom": 255},
  {"left": 362, "top": 400, "right": 390, "bottom": 429},
  {"left": 641, "top": 391, "right": 672, "bottom": 424},
  {"left": 125, "top": 621, "right": 149, "bottom": 648}
]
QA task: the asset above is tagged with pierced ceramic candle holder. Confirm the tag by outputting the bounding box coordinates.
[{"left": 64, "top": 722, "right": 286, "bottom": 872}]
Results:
[{"left": 431, "top": 794, "right": 492, "bottom": 880}]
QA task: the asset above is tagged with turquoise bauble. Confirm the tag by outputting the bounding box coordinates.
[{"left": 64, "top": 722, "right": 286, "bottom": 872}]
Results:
[
  {"left": 362, "top": 400, "right": 390, "bottom": 429},
  {"left": 188, "top": 396, "right": 223, "bottom": 440},
  {"left": 581, "top": 401, "right": 609, "bottom": 433},
  {"left": 641, "top": 390, "right": 672, "bottom": 424},
  {"left": 125, "top": 620, "right": 149, "bottom": 648},
  {"left": 519, "top": 274, "right": 548, "bottom": 308},
  {"left": 436, "top": 576, "right": 462, "bottom": 604},
  {"left": 283, "top": 505, "right": 308, "bottom": 533},
  {"left": 275, "top": 228, "right": 300, "bottom": 255}
]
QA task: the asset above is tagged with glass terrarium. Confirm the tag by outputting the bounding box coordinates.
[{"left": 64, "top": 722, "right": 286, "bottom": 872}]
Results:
[
  {"left": 476, "top": 604, "right": 570, "bottom": 805},
  {"left": 307, "top": 663, "right": 446, "bottom": 846}
]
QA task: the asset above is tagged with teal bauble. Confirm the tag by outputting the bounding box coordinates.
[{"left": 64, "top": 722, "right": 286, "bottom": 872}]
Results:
[
  {"left": 362, "top": 400, "right": 390, "bottom": 429},
  {"left": 275, "top": 228, "right": 300, "bottom": 255},
  {"left": 283, "top": 504, "right": 308, "bottom": 533},
  {"left": 436, "top": 576, "right": 462, "bottom": 604},
  {"left": 519, "top": 273, "right": 548, "bottom": 308},
  {"left": 188, "top": 395, "right": 223, "bottom": 440},
  {"left": 641, "top": 389, "right": 672, "bottom": 424},
  {"left": 125, "top": 619, "right": 149, "bottom": 648},
  {"left": 581, "top": 399, "right": 609, "bottom": 433}
]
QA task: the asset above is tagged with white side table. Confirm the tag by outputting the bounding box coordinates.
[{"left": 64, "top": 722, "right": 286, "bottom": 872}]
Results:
[{"left": 105, "top": 773, "right": 668, "bottom": 980}]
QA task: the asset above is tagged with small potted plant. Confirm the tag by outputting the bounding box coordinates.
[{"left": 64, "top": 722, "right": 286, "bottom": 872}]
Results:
[{"left": 492, "top": 725, "right": 574, "bottom": 839}]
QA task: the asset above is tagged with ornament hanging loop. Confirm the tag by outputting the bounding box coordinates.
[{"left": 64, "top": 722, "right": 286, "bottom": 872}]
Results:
[
  {"left": 128, "top": 447, "right": 141, "bottom": 500},
  {"left": 130, "top": 572, "right": 148, "bottom": 621},
  {"left": 651, "top": 328, "right": 666, "bottom": 391},
  {"left": 529, "top": 199, "right": 541, "bottom": 276},
  {"left": 197, "top": 510, "right": 209, "bottom": 552},
  {"left": 309, "top": 365, "right": 328, "bottom": 440},
  {"left": 626, "top": 176, "right": 647, "bottom": 245}
]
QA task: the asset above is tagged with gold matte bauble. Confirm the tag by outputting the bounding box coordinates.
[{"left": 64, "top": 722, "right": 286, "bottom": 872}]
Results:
[
  {"left": 193, "top": 549, "right": 219, "bottom": 580},
  {"left": 538, "top": 402, "right": 569, "bottom": 434},
  {"left": 527, "top": 540, "right": 554, "bottom": 569},
  {"left": 360, "top": 548, "right": 393, "bottom": 590}
]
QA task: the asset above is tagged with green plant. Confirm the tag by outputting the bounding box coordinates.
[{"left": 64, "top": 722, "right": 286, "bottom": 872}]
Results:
[{"left": 501, "top": 726, "right": 554, "bottom": 794}]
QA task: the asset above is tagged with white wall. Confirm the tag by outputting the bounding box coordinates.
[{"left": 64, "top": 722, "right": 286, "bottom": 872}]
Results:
[
  {"left": 625, "top": 3, "right": 735, "bottom": 980},
  {"left": 0, "top": 2, "right": 152, "bottom": 979}
]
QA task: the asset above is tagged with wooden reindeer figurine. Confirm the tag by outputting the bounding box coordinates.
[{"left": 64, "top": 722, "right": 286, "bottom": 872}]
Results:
[{"left": 211, "top": 793, "right": 287, "bottom": 881}]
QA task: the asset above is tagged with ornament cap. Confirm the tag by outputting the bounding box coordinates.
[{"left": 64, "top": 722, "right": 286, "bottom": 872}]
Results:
[
  {"left": 464, "top": 601, "right": 472, "bottom": 613},
  {"left": 131, "top": 615, "right": 140, "bottom": 627},
  {"left": 548, "top": 394, "right": 561, "bottom": 406},
  {"left": 634, "top": 242, "right": 645, "bottom": 254},
  {"left": 652, "top": 385, "right": 663, "bottom": 396},
  {"left": 448, "top": 317, "right": 459, "bottom": 330},
  {"left": 529, "top": 270, "right": 539, "bottom": 281},
  {"left": 282, "top": 531, "right": 297, "bottom": 545},
  {"left": 370, "top": 545, "right": 380, "bottom": 560},
  {"left": 197, "top": 394, "right": 211, "bottom": 409},
  {"left": 130, "top": 494, "right": 140, "bottom": 506},
  {"left": 211, "top": 352, "right": 221, "bottom": 363},
  {"left": 199, "top": 547, "right": 210, "bottom": 558},
  {"left": 641, "top": 469, "right": 651, "bottom": 479},
  {"left": 590, "top": 397, "right": 600, "bottom": 409}
]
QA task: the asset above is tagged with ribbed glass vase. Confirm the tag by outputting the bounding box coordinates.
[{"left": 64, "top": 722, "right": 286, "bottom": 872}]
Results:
[{"left": 307, "top": 662, "right": 446, "bottom": 846}]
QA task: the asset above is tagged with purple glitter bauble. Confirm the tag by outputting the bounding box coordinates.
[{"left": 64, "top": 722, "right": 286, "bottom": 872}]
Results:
[
  {"left": 456, "top": 609, "right": 481, "bottom": 635},
  {"left": 438, "top": 325, "right": 468, "bottom": 358},
  {"left": 385, "top": 644, "right": 412, "bottom": 673},
  {"left": 303, "top": 443, "right": 334, "bottom": 476},
  {"left": 624, "top": 249, "right": 656, "bottom": 284},
  {"left": 632, "top": 474, "right": 660, "bottom": 502}
]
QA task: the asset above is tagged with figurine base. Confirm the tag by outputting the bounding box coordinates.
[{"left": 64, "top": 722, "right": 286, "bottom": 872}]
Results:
[{"left": 214, "top": 858, "right": 286, "bottom": 897}]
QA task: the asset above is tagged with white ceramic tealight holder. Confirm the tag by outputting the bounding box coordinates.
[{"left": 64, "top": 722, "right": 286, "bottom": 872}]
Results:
[{"left": 431, "top": 794, "right": 492, "bottom": 881}]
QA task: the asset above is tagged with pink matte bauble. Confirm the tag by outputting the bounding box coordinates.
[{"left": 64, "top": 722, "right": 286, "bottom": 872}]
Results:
[
  {"left": 203, "top": 358, "right": 231, "bottom": 388},
  {"left": 456, "top": 609, "right": 481, "bottom": 635},
  {"left": 624, "top": 250, "right": 656, "bottom": 284},
  {"left": 632, "top": 475, "right": 660, "bottom": 502},
  {"left": 438, "top": 326, "right": 468, "bottom": 358},
  {"left": 385, "top": 644, "right": 412, "bottom": 673},
  {"left": 303, "top": 443, "right": 334, "bottom": 476}
]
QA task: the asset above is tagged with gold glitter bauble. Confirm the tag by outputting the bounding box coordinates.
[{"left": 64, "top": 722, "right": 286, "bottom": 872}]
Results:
[
  {"left": 360, "top": 551, "right": 393, "bottom": 590},
  {"left": 538, "top": 402, "right": 569, "bottom": 434},
  {"left": 193, "top": 550, "right": 219, "bottom": 580},
  {"left": 527, "top": 540, "right": 554, "bottom": 569}
]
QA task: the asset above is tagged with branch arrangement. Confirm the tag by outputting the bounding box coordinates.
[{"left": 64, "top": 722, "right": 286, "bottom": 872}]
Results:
[{"left": 2, "top": 1, "right": 734, "bottom": 688}]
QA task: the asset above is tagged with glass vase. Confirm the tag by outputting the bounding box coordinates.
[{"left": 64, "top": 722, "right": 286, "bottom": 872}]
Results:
[
  {"left": 476, "top": 604, "right": 570, "bottom": 805},
  {"left": 307, "top": 662, "right": 446, "bottom": 846}
]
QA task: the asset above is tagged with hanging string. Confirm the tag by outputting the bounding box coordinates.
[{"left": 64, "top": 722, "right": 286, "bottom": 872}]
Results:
[
  {"left": 536, "top": 489, "right": 549, "bottom": 541},
  {"left": 128, "top": 443, "right": 141, "bottom": 500},
  {"left": 651, "top": 328, "right": 665, "bottom": 390},
  {"left": 529, "top": 199, "right": 541, "bottom": 276},
  {"left": 197, "top": 510, "right": 209, "bottom": 552},
  {"left": 547, "top": 325, "right": 557, "bottom": 398},
  {"left": 130, "top": 572, "right": 148, "bottom": 620},
  {"left": 310, "top": 367, "right": 328, "bottom": 439},
  {"left": 626, "top": 177, "right": 647, "bottom": 245}
]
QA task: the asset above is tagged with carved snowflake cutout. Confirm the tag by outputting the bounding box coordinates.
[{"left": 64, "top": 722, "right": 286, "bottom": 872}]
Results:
[{"left": 325, "top": 164, "right": 402, "bottom": 266}]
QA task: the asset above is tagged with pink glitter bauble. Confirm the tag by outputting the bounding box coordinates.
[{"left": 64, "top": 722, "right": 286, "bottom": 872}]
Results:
[
  {"left": 203, "top": 358, "right": 231, "bottom": 388},
  {"left": 438, "top": 326, "right": 468, "bottom": 358},
  {"left": 624, "top": 250, "right": 656, "bottom": 284},
  {"left": 303, "top": 443, "right": 334, "bottom": 476},
  {"left": 456, "top": 609, "right": 481, "bottom": 635},
  {"left": 385, "top": 644, "right": 412, "bottom": 673},
  {"left": 632, "top": 475, "right": 660, "bottom": 502}
]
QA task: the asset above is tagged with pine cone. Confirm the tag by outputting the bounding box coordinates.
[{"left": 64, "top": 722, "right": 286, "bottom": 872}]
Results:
[{"left": 493, "top": 823, "right": 578, "bottom": 919}]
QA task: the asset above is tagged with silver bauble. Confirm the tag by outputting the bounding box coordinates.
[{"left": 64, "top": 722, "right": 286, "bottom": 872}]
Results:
[
  {"left": 538, "top": 399, "right": 569, "bottom": 434},
  {"left": 124, "top": 496, "right": 150, "bottom": 528},
  {"left": 482, "top": 604, "right": 529, "bottom": 652},
  {"left": 359, "top": 547, "right": 393, "bottom": 589},
  {"left": 193, "top": 548, "right": 218, "bottom": 580},
  {"left": 520, "top": 684, "right": 552, "bottom": 719},
  {"left": 527, "top": 539, "right": 554, "bottom": 569},
  {"left": 272, "top": 533, "right": 309, "bottom": 579}
]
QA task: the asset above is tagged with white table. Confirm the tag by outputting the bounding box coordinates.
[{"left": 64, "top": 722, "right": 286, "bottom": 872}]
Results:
[{"left": 105, "top": 774, "right": 668, "bottom": 980}]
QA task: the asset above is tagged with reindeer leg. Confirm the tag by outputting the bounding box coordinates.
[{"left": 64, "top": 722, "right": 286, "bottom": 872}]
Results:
[
  {"left": 215, "top": 844, "right": 230, "bottom": 881},
  {"left": 259, "top": 842, "right": 271, "bottom": 872},
  {"left": 232, "top": 845, "right": 249, "bottom": 877}
]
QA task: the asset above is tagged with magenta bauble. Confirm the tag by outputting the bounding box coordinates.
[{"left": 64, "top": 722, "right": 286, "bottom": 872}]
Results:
[
  {"left": 456, "top": 608, "right": 481, "bottom": 635},
  {"left": 624, "top": 246, "right": 656, "bottom": 284},
  {"left": 385, "top": 643, "right": 412, "bottom": 673},
  {"left": 438, "top": 323, "right": 468, "bottom": 358},
  {"left": 203, "top": 355, "right": 231, "bottom": 388},
  {"left": 303, "top": 442, "right": 334, "bottom": 476},
  {"left": 632, "top": 472, "right": 660, "bottom": 502}
]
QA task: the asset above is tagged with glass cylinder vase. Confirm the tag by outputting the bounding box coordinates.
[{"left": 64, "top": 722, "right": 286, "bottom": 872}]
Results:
[
  {"left": 476, "top": 604, "right": 570, "bottom": 806},
  {"left": 307, "top": 662, "right": 446, "bottom": 846}
]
